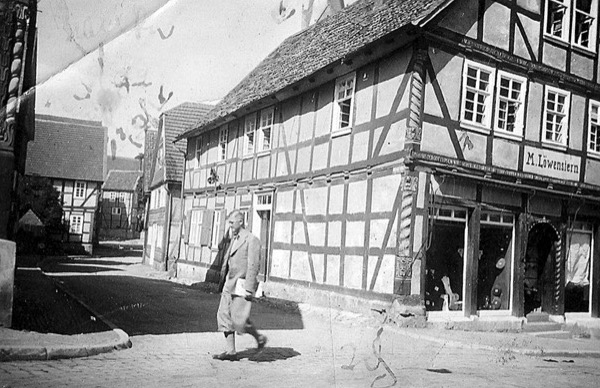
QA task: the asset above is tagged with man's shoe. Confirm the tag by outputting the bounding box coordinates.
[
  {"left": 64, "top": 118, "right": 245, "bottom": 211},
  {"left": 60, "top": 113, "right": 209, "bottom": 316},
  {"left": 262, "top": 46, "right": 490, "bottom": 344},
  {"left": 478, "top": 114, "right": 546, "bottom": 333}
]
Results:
[
  {"left": 257, "top": 335, "right": 268, "bottom": 350},
  {"left": 212, "top": 352, "right": 238, "bottom": 361}
]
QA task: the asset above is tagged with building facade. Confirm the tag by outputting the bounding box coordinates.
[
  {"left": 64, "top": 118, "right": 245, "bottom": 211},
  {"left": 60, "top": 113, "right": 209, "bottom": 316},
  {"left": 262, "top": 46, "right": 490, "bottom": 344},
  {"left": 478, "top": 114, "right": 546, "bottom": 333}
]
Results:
[
  {"left": 26, "top": 115, "right": 106, "bottom": 254},
  {"left": 143, "top": 102, "right": 212, "bottom": 271},
  {"left": 99, "top": 170, "right": 141, "bottom": 240},
  {"left": 176, "top": 0, "right": 600, "bottom": 324}
]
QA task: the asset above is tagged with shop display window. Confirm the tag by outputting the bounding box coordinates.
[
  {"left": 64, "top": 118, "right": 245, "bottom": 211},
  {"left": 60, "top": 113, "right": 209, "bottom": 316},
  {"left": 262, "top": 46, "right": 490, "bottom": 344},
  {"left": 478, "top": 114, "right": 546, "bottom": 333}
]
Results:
[
  {"left": 425, "top": 208, "right": 466, "bottom": 312},
  {"left": 565, "top": 223, "right": 593, "bottom": 313},
  {"left": 478, "top": 212, "right": 514, "bottom": 311}
]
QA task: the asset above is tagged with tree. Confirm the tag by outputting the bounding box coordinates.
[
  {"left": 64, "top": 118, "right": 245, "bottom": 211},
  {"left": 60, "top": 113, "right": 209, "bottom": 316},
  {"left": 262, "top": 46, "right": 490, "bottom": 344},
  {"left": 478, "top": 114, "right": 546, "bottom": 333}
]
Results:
[{"left": 17, "top": 175, "right": 64, "bottom": 231}]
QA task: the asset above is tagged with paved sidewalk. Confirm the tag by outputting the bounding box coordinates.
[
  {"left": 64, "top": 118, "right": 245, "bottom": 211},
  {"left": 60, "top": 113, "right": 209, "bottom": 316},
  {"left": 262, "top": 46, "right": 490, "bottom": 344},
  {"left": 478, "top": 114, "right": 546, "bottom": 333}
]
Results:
[{"left": 2, "top": 250, "right": 600, "bottom": 362}]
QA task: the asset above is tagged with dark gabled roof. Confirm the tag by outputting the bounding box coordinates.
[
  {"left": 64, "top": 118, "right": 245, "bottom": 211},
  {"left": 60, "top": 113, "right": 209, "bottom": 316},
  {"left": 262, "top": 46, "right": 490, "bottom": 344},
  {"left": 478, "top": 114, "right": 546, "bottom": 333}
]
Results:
[
  {"left": 178, "top": 0, "right": 449, "bottom": 139},
  {"left": 103, "top": 170, "right": 141, "bottom": 192},
  {"left": 150, "top": 102, "right": 212, "bottom": 188},
  {"left": 106, "top": 156, "right": 141, "bottom": 175},
  {"left": 18, "top": 209, "right": 44, "bottom": 227},
  {"left": 26, "top": 114, "right": 106, "bottom": 182}
]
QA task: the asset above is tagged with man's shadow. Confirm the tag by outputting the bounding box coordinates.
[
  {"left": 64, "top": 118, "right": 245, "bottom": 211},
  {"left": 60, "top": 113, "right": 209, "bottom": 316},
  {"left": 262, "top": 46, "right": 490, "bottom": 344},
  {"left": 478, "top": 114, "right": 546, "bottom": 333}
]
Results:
[{"left": 235, "top": 347, "right": 301, "bottom": 362}]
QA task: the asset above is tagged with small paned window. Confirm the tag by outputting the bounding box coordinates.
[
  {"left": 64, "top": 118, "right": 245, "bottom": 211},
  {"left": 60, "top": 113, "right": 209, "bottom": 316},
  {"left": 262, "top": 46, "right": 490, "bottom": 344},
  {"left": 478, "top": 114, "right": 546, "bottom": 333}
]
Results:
[
  {"left": 69, "top": 215, "right": 83, "bottom": 234},
  {"left": 112, "top": 207, "right": 121, "bottom": 215},
  {"left": 461, "top": 61, "right": 495, "bottom": 129},
  {"left": 495, "top": 71, "right": 527, "bottom": 137},
  {"left": 218, "top": 126, "right": 228, "bottom": 161},
  {"left": 544, "top": 0, "right": 597, "bottom": 51},
  {"left": 588, "top": 100, "right": 600, "bottom": 153},
  {"left": 110, "top": 192, "right": 116, "bottom": 201},
  {"left": 244, "top": 113, "right": 257, "bottom": 155},
  {"left": 258, "top": 108, "right": 274, "bottom": 152},
  {"left": 74, "top": 181, "right": 86, "bottom": 199},
  {"left": 543, "top": 87, "right": 570, "bottom": 147},
  {"left": 333, "top": 72, "right": 356, "bottom": 134}
]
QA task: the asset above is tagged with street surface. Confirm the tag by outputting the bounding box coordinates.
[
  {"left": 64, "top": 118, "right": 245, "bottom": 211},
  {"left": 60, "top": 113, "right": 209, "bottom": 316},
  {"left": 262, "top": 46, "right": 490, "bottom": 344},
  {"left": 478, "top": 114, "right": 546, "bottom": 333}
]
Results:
[{"left": 2, "top": 246, "right": 600, "bottom": 387}]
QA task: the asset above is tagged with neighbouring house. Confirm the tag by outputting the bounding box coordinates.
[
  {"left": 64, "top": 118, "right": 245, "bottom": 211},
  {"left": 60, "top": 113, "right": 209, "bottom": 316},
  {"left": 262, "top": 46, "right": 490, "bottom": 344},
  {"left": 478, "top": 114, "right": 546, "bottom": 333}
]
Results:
[
  {"left": 26, "top": 114, "right": 107, "bottom": 254},
  {"left": 175, "top": 0, "right": 600, "bottom": 327},
  {"left": 144, "top": 102, "right": 213, "bottom": 271},
  {"left": 98, "top": 170, "right": 142, "bottom": 240}
]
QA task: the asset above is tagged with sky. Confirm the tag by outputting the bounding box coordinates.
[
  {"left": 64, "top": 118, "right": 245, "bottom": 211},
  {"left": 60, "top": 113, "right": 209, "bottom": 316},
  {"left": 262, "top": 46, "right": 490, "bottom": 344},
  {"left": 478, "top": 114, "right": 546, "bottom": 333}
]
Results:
[{"left": 33, "top": 0, "right": 350, "bottom": 159}]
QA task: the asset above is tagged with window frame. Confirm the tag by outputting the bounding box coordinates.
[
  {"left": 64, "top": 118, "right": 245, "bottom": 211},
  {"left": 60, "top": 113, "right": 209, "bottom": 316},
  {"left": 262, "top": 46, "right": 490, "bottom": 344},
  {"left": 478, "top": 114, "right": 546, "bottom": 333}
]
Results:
[
  {"left": 545, "top": 0, "right": 571, "bottom": 41},
  {"left": 332, "top": 72, "right": 356, "bottom": 137},
  {"left": 195, "top": 135, "right": 203, "bottom": 169},
  {"left": 188, "top": 209, "right": 203, "bottom": 247},
  {"left": 74, "top": 181, "right": 86, "bottom": 199},
  {"left": 494, "top": 70, "right": 528, "bottom": 139},
  {"left": 112, "top": 207, "right": 122, "bottom": 215},
  {"left": 218, "top": 125, "right": 228, "bottom": 161},
  {"left": 69, "top": 215, "right": 83, "bottom": 234},
  {"left": 572, "top": 0, "right": 597, "bottom": 51},
  {"left": 460, "top": 60, "right": 496, "bottom": 132},
  {"left": 542, "top": 86, "right": 571, "bottom": 148},
  {"left": 244, "top": 113, "right": 257, "bottom": 156},
  {"left": 211, "top": 210, "right": 222, "bottom": 249},
  {"left": 588, "top": 99, "right": 600, "bottom": 156},
  {"left": 258, "top": 107, "right": 274, "bottom": 153}
]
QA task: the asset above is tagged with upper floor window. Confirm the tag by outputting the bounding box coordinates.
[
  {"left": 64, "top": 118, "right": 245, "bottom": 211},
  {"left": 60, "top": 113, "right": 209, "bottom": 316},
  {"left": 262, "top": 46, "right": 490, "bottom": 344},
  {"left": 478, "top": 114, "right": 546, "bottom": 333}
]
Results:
[
  {"left": 333, "top": 72, "right": 356, "bottom": 135},
  {"left": 112, "top": 207, "right": 121, "bottom": 215},
  {"left": 244, "top": 113, "right": 257, "bottom": 155},
  {"left": 218, "top": 126, "right": 228, "bottom": 161},
  {"left": 545, "top": 0, "right": 598, "bottom": 51},
  {"left": 461, "top": 61, "right": 496, "bottom": 130},
  {"left": 495, "top": 71, "right": 527, "bottom": 137},
  {"left": 109, "top": 191, "right": 116, "bottom": 201},
  {"left": 258, "top": 108, "right": 274, "bottom": 152},
  {"left": 74, "top": 181, "right": 86, "bottom": 199},
  {"left": 588, "top": 100, "right": 600, "bottom": 154},
  {"left": 195, "top": 136, "right": 203, "bottom": 168},
  {"left": 543, "top": 86, "right": 570, "bottom": 147}
]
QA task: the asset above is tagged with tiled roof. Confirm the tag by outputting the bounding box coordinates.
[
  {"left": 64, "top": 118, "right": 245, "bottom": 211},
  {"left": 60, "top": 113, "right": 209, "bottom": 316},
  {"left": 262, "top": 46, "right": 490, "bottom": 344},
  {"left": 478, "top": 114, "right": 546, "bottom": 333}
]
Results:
[
  {"left": 26, "top": 115, "right": 106, "bottom": 182},
  {"left": 106, "top": 156, "right": 141, "bottom": 175},
  {"left": 150, "top": 102, "right": 213, "bottom": 187},
  {"left": 103, "top": 170, "right": 141, "bottom": 192},
  {"left": 179, "top": 0, "right": 448, "bottom": 139}
]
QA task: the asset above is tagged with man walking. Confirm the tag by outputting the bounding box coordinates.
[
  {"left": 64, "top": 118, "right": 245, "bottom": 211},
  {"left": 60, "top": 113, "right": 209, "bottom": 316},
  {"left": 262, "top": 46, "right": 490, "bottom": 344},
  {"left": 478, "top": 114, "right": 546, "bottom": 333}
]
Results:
[{"left": 213, "top": 209, "right": 267, "bottom": 361}]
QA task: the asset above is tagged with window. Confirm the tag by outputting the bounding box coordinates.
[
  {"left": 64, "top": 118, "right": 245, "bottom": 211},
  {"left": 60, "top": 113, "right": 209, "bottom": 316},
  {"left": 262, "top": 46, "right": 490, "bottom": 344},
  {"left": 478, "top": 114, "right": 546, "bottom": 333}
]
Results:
[
  {"left": 545, "top": 0, "right": 598, "bottom": 50},
  {"left": 546, "top": 0, "right": 570, "bottom": 40},
  {"left": 189, "top": 210, "right": 203, "bottom": 246},
  {"left": 195, "top": 136, "right": 203, "bottom": 168},
  {"left": 588, "top": 100, "right": 600, "bottom": 154},
  {"left": 112, "top": 207, "right": 121, "bottom": 215},
  {"left": 333, "top": 72, "right": 356, "bottom": 134},
  {"left": 110, "top": 192, "right": 116, "bottom": 201},
  {"left": 69, "top": 215, "right": 83, "bottom": 234},
  {"left": 218, "top": 126, "right": 228, "bottom": 161},
  {"left": 258, "top": 108, "right": 274, "bottom": 152},
  {"left": 211, "top": 211, "right": 222, "bottom": 248},
  {"left": 543, "top": 86, "right": 570, "bottom": 147},
  {"left": 495, "top": 71, "right": 527, "bottom": 137},
  {"left": 244, "top": 113, "right": 256, "bottom": 155},
  {"left": 74, "top": 181, "right": 86, "bottom": 199},
  {"left": 565, "top": 222, "right": 593, "bottom": 312},
  {"left": 573, "top": 0, "right": 597, "bottom": 49},
  {"left": 461, "top": 61, "right": 495, "bottom": 130}
]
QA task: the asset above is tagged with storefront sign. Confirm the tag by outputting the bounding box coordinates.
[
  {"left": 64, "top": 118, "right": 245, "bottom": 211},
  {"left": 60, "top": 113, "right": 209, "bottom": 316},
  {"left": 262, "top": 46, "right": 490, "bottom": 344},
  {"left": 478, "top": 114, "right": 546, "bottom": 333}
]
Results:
[{"left": 523, "top": 146, "right": 581, "bottom": 181}]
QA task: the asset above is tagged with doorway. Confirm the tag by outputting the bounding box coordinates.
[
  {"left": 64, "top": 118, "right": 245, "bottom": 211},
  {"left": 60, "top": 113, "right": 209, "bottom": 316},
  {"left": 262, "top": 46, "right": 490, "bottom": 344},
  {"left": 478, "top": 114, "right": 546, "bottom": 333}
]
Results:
[
  {"left": 252, "top": 192, "right": 273, "bottom": 283},
  {"left": 524, "top": 222, "right": 559, "bottom": 315}
]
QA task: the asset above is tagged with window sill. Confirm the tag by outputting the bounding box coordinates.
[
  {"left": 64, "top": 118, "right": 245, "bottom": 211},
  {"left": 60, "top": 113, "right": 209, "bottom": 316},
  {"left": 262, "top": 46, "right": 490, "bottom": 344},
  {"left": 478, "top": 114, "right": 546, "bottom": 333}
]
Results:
[
  {"left": 242, "top": 153, "right": 254, "bottom": 160},
  {"left": 543, "top": 33, "right": 570, "bottom": 49},
  {"left": 572, "top": 43, "right": 597, "bottom": 57},
  {"left": 459, "top": 121, "right": 491, "bottom": 135},
  {"left": 256, "top": 149, "right": 271, "bottom": 157},
  {"left": 541, "top": 141, "right": 568, "bottom": 152},
  {"left": 587, "top": 150, "right": 600, "bottom": 160},
  {"left": 331, "top": 128, "right": 352, "bottom": 139},
  {"left": 493, "top": 130, "right": 523, "bottom": 142}
]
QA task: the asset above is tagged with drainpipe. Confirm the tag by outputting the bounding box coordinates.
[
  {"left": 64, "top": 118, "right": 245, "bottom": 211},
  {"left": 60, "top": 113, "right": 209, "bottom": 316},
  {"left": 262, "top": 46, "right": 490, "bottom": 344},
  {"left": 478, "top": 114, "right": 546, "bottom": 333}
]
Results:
[{"left": 163, "top": 184, "right": 172, "bottom": 273}]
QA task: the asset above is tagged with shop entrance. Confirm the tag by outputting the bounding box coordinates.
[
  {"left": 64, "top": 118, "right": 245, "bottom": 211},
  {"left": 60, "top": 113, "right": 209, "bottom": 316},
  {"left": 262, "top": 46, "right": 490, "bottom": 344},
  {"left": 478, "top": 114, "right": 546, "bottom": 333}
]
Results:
[{"left": 524, "top": 223, "right": 559, "bottom": 315}]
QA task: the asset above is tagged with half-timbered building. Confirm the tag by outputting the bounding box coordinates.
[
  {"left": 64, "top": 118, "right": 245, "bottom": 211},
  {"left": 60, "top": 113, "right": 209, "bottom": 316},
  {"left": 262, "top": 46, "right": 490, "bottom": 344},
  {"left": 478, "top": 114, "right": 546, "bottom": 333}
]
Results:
[
  {"left": 175, "top": 0, "right": 600, "bottom": 326},
  {"left": 144, "top": 102, "right": 212, "bottom": 271},
  {"left": 26, "top": 115, "right": 106, "bottom": 254},
  {"left": 99, "top": 170, "right": 142, "bottom": 240}
]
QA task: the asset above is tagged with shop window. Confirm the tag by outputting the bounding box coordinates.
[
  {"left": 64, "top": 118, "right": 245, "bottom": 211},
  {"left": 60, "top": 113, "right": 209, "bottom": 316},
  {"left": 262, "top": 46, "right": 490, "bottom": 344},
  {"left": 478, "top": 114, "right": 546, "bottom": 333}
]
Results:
[
  {"left": 565, "top": 222, "right": 592, "bottom": 312},
  {"left": 425, "top": 209, "right": 466, "bottom": 312},
  {"left": 478, "top": 212, "right": 514, "bottom": 311}
]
